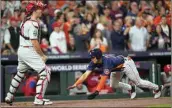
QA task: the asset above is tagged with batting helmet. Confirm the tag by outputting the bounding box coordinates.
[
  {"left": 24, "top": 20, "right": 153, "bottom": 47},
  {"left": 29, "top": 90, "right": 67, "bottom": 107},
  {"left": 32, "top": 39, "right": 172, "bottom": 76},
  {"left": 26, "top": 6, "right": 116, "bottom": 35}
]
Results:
[
  {"left": 163, "top": 64, "right": 171, "bottom": 73},
  {"left": 26, "top": 1, "right": 46, "bottom": 15},
  {"left": 89, "top": 48, "right": 102, "bottom": 59}
]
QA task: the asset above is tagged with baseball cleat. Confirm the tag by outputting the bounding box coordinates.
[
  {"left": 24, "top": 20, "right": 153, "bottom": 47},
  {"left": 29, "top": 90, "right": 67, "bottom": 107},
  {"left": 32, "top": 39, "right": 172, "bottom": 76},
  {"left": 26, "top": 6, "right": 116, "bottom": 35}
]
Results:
[
  {"left": 43, "top": 98, "right": 50, "bottom": 102},
  {"left": 5, "top": 96, "right": 13, "bottom": 106},
  {"left": 130, "top": 85, "right": 136, "bottom": 99},
  {"left": 154, "top": 85, "right": 164, "bottom": 99},
  {"left": 33, "top": 98, "right": 53, "bottom": 105}
]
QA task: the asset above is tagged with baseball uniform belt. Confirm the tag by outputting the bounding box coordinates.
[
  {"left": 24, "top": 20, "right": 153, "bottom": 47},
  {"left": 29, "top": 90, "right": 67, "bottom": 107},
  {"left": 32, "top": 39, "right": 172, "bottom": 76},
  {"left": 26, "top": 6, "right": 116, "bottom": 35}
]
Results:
[{"left": 20, "top": 45, "right": 33, "bottom": 48}]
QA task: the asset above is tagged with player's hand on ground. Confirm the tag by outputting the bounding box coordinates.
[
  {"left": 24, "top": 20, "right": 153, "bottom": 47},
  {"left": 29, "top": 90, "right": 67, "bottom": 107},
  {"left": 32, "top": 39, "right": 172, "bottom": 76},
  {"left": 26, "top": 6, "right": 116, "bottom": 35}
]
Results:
[
  {"left": 42, "top": 55, "right": 47, "bottom": 62},
  {"left": 87, "top": 91, "right": 99, "bottom": 100},
  {"left": 67, "top": 85, "right": 76, "bottom": 90}
]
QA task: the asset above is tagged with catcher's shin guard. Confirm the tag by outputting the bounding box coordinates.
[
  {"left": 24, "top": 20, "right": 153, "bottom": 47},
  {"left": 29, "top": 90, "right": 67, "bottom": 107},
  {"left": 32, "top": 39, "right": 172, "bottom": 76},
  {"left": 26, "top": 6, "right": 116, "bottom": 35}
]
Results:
[
  {"left": 6, "top": 71, "right": 25, "bottom": 100},
  {"left": 36, "top": 67, "right": 51, "bottom": 99}
]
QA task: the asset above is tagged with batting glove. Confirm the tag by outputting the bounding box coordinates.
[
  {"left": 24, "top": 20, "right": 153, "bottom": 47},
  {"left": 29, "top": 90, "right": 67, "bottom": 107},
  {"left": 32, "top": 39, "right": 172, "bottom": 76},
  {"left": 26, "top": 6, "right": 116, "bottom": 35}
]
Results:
[{"left": 87, "top": 90, "right": 99, "bottom": 100}]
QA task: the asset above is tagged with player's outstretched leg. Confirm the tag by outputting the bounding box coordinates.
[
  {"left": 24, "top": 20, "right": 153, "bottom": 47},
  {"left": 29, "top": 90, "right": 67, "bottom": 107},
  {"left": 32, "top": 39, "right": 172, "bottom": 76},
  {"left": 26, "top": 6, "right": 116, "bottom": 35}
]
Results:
[
  {"left": 110, "top": 72, "right": 136, "bottom": 99},
  {"left": 123, "top": 57, "right": 163, "bottom": 99},
  {"left": 5, "top": 71, "right": 25, "bottom": 105},
  {"left": 33, "top": 66, "right": 52, "bottom": 105}
]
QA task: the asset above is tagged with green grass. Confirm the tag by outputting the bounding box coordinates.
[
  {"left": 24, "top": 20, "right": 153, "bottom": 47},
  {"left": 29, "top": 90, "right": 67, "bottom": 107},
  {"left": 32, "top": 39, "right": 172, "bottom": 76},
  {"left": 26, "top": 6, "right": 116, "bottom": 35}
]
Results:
[{"left": 148, "top": 104, "right": 172, "bottom": 108}]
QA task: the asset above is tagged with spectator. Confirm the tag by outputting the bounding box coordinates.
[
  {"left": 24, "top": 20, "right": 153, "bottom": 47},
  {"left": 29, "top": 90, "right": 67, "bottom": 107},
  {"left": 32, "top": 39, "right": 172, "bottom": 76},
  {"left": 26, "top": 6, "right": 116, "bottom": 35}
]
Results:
[
  {"left": 83, "top": 12, "right": 94, "bottom": 33},
  {"left": 149, "top": 25, "right": 170, "bottom": 50},
  {"left": 48, "top": 9, "right": 64, "bottom": 35},
  {"left": 111, "top": 21, "right": 125, "bottom": 51},
  {"left": 149, "top": 1, "right": 157, "bottom": 17},
  {"left": 155, "top": 0, "right": 166, "bottom": 11},
  {"left": 0, "top": 0, "right": 172, "bottom": 54},
  {"left": 91, "top": 5, "right": 100, "bottom": 25},
  {"left": 97, "top": 0, "right": 105, "bottom": 16},
  {"left": 119, "top": 1, "right": 128, "bottom": 18},
  {"left": 100, "top": 8, "right": 113, "bottom": 50},
  {"left": 6, "top": 1, "right": 21, "bottom": 16},
  {"left": 1, "top": 1, "right": 7, "bottom": 17},
  {"left": 20, "top": 1, "right": 27, "bottom": 11},
  {"left": 40, "top": 38, "right": 51, "bottom": 54},
  {"left": 68, "top": 1, "right": 78, "bottom": 11},
  {"left": 161, "top": 64, "right": 172, "bottom": 96},
  {"left": 128, "top": 17, "right": 149, "bottom": 51},
  {"left": 110, "top": 1, "right": 124, "bottom": 20},
  {"left": 147, "top": 24, "right": 156, "bottom": 50},
  {"left": 97, "top": 5, "right": 112, "bottom": 46},
  {"left": 145, "top": 15, "right": 154, "bottom": 27},
  {"left": 69, "top": 16, "right": 82, "bottom": 52},
  {"left": 72, "top": 23, "right": 90, "bottom": 52},
  {"left": 101, "top": 5, "right": 112, "bottom": 27},
  {"left": 160, "top": 15, "right": 171, "bottom": 38},
  {"left": 4, "top": 17, "right": 20, "bottom": 54},
  {"left": 123, "top": 16, "right": 133, "bottom": 33},
  {"left": 19, "top": 10, "right": 26, "bottom": 23},
  {"left": 166, "top": 7, "right": 171, "bottom": 26},
  {"left": 38, "top": 18, "right": 48, "bottom": 40},
  {"left": 76, "top": 3, "right": 86, "bottom": 23},
  {"left": 90, "top": 29, "right": 108, "bottom": 53},
  {"left": 13, "top": 9, "right": 20, "bottom": 25},
  {"left": 127, "top": 1, "right": 139, "bottom": 20},
  {"left": 56, "top": 1, "right": 66, "bottom": 10},
  {"left": 42, "top": 2, "right": 56, "bottom": 35},
  {"left": 68, "top": 36, "right": 76, "bottom": 53},
  {"left": 63, "top": 11, "right": 75, "bottom": 46},
  {"left": 73, "top": 16, "right": 82, "bottom": 35},
  {"left": 123, "top": 16, "right": 133, "bottom": 50},
  {"left": 86, "top": 1, "right": 98, "bottom": 8},
  {"left": 0, "top": 16, "right": 9, "bottom": 39},
  {"left": 49, "top": 21, "right": 67, "bottom": 54},
  {"left": 100, "top": 5, "right": 112, "bottom": 41},
  {"left": 0, "top": 16, "right": 9, "bottom": 54},
  {"left": 154, "top": 7, "right": 166, "bottom": 26}
]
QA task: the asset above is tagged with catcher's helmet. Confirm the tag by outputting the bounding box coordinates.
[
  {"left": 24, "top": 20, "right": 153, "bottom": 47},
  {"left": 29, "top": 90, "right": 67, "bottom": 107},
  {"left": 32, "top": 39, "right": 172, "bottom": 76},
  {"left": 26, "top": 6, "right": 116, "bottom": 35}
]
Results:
[
  {"left": 163, "top": 64, "right": 171, "bottom": 73},
  {"left": 26, "top": 1, "right": 46, "bottom": 15},
  {"left": 89, "top": 48, "right": 102, "bottom": 59}
]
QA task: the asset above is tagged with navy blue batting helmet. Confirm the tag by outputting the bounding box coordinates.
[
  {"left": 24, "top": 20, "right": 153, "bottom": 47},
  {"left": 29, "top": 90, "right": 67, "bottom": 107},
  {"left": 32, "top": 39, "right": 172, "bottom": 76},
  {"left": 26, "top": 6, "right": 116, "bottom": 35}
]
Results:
[{"left": 89, "top": 48, "right": 102, "bottom": 59}]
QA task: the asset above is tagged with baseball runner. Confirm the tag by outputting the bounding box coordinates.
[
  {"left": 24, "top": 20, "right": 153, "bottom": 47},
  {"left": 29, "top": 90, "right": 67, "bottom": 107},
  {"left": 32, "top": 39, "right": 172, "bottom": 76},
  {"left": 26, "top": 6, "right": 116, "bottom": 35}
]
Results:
[
  {"left": 5, "top": 1, "right": 52, "bottom": 105},
  {"left": 68, "top": 48, "right": 164, "bottom": 99}
]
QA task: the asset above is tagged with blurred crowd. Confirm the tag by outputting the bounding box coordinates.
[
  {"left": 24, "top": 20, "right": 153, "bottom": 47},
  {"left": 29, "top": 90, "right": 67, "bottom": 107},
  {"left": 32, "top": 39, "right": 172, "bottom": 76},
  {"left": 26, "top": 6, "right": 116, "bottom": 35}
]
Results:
[{"left": 1, "top": 0, "right": 171, "bottom": 55}]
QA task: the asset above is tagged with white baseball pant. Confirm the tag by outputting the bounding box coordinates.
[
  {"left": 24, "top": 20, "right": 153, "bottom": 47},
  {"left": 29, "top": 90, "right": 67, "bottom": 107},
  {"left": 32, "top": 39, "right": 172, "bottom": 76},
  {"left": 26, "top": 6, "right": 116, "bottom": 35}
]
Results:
[
  {"left": 110, "top": 57, "right": 159, "bottom": 91},
  {"left": 6, "top": 47, "right": 51, "bottom": 100}
]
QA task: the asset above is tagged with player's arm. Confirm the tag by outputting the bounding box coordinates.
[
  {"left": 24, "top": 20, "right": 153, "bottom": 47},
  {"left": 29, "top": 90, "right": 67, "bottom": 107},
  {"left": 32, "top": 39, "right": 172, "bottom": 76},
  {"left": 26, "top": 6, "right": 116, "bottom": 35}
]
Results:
[
  {"left": 29, "top": 22, "right": 47, "bottom": 62},
  {"left": 96, "top": 75, "right": 108, "bottom": 92},
  {"left": 87, "top": 75, "right": 108, "bottom": 100},
  {"left": 87, "top": 69, "right": 109, "bottom": 100},
  {"left": 31, "top": 39, "right": 47, "bottom": 62},
  {"left": 31, "top": 40, "right": 44, "bottom": 56},
  {"left": 67, "top": 70, "right": 92, "bottom": 89}
]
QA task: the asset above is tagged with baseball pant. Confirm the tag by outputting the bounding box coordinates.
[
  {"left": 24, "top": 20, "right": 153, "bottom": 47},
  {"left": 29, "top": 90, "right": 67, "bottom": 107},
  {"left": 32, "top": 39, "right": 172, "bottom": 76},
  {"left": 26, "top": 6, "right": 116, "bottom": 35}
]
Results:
[
  {"left": 6, "top": 47, "right": 51, "bottom": 100},
  {"left": 123, "top": 57, "right": 159, "bottom": 90},
  {"left": 110, "top": 57, "right": 159, "bottom": 91}
]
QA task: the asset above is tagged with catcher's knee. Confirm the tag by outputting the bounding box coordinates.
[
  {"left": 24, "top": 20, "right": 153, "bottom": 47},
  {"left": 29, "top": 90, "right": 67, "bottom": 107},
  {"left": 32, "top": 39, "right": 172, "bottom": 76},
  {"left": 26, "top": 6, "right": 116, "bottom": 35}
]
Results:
[{"left": 38, "top": 67, "right": 51, "bottom": 82}]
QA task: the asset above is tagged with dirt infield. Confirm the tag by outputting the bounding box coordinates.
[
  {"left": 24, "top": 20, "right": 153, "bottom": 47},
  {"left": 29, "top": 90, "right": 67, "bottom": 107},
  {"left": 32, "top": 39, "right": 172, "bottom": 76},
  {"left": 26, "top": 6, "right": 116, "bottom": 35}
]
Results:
[{"left": 1, "top": 97, "right": 171, "bottom": 107}]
